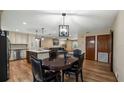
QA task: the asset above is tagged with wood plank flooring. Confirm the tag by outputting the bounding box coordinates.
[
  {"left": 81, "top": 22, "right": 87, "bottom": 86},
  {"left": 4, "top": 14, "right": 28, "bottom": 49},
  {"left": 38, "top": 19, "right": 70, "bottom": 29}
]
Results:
[
  {"left": 7, "top": 59, "right": 117, "bottom": 82},
  {"left": 83, "top": 60, "right": 117, "bottom": 82}
]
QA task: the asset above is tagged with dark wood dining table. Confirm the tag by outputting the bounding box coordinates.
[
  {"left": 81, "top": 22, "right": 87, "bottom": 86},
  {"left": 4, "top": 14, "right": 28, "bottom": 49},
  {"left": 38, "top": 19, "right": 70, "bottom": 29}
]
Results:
[{"left": 42, "top": 55, "right": 78, "bottom": 81}]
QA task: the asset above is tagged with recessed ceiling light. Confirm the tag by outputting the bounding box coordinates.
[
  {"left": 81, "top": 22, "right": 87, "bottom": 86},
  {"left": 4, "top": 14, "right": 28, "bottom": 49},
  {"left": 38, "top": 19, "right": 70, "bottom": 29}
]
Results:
[
  {"left": 69, "top": 35, "right": 71, "bottom": 36},
  {"left": 15, "top": 29, "right": 19, "bottom": 31},
  {"left": 41, "top": 38, "right": 44, "bottom": 41},
  {"left": 23, "top": 22, "right": 27, "bottom": 25}
]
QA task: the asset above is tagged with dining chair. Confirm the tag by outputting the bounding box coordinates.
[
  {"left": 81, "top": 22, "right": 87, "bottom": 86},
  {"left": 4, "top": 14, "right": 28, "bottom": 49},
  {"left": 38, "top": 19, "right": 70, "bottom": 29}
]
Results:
[
  {"left": 49, "top": 50, "right": 57, "bottom": 60},
  {"left": 72, "top": 49, "right": 82, "bottom": 66},
  {"left": 30, "top": 56, "right": 60, "bottom": 82},
  {"left": 73, "top": 49, "right": 82, "bottom": 57},
  {"left": 62, "top": 53, "right": 85, "bottom": 82}
]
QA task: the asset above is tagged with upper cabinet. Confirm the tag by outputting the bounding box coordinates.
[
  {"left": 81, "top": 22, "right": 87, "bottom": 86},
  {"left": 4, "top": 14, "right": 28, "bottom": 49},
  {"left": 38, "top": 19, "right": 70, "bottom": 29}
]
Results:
[
  {"left": 8, "top": 32, "right": 28, "bottom": 44},
  {"left": 8, "top": 32, "right": 16, "bottom": 44},
  {"left": 15, "top": 33, "right": 28, "bottom": 44}
]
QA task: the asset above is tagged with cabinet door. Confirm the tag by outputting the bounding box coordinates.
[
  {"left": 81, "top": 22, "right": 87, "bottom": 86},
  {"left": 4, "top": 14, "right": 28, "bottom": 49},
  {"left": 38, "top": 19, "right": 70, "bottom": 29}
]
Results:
[
  {"left": 13, "top": 50, "right": 17, "bottom": 60},
  {"left": 15, "top": 34, "right": 22, "bottom": 44},
  {"left": 15, "top": 33, "right": 28, "bottom": 44},
  {"left": 20, "top": 50, "right": 26, "bottom": 58},
  {"left": 8, "top": 32, "right": 16, "bottom": 43},
  {"left": 37, "top": 53, "right": 49, "bottom": 60},
  {"left": 21, "top": 34, "right": 28, "bottom": 44},
  {"left": 10, "top": 50, "right": 14, "bottom": 60}
]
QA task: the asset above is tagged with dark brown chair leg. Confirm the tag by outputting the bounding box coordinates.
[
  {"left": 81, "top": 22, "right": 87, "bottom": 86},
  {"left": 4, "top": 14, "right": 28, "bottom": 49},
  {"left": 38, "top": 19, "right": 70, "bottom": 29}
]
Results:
[
  {"left": 56, "top": 72, "right": 61, "bottom": 82},
  {"left": 80, "top": 70, "right": 83, "bottom": 82},
  {"left": 76, "top": 73, "right": 78, "bottom": 82},
  {"left": 62, "top": 71, "right": 64, "bottom": 82}
]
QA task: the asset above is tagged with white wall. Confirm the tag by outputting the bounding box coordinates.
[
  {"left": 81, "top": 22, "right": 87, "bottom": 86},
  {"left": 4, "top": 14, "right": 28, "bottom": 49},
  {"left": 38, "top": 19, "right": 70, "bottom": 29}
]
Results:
[
  {"left": 78, "top": 29, "right": 110, "bottom": 60},
  {"left": 111, "top": 11, "right": 124, "bottom": 81}
]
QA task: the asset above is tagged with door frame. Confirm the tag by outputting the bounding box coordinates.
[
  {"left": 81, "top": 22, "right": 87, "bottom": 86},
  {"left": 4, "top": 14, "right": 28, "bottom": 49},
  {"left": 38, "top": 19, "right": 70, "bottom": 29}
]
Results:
[{"left": 110, "top": 30, "right": 114, "bottom": 72}]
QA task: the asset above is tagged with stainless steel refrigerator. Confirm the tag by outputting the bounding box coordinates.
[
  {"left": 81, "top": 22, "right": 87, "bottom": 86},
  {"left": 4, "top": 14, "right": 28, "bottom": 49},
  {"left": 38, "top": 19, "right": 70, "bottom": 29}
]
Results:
[{"left": 0, "top": 30, "right": 11, "bottom": 81}]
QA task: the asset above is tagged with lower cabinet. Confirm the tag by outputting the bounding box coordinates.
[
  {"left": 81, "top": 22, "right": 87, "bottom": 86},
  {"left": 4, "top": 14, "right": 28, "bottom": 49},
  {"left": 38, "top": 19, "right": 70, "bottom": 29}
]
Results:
[
  {"left": 37, "top": 53, "right": 49, "bottom": 60},
  {"left": 26, "top": 51, "right": 49, "bottom": 63},
  {"left": 10, "top": 50, "right": 17, "bottom": 60},
  {"left": 20, "top": 50, "right": 26, "bottom": 59},
  {"left": 9, "top": 49, "right": 26, "bottom": 61}
]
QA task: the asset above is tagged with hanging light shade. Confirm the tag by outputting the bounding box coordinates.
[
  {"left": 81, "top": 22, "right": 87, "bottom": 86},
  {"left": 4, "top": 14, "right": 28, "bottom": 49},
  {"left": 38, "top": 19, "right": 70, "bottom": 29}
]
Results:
[
  {"left": 41, "top": 28, "right": 44, "bottom": 41},
  {"left": 59, "top": 13, "right": 69, "bottom": 37},
  {"left": 35, "top": 28, "right": 45, "bottom": 40},
  {"left": 35, "top": 30, "right": 39, "bottom": 40}
]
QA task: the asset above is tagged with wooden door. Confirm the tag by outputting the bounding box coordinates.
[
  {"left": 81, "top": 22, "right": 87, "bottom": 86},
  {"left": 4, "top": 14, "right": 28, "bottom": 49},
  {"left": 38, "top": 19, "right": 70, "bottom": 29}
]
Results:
[
  {"left": 86, "top": 36, "right": 95, "bottom": 60},
  {"left": 97, "top": 34, "right": 111, "bottom": 63}
]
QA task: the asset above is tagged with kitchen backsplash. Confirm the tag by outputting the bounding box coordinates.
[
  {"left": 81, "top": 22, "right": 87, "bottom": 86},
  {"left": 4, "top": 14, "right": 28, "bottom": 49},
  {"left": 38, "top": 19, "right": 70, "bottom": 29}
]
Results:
[{"left": 11, "top": 44, "right": 27, "bottom": 49}]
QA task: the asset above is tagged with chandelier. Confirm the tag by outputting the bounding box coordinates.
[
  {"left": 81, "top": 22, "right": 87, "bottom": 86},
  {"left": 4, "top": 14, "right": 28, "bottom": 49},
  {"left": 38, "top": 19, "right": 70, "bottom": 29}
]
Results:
[{"left": 59, "top": 13, "right": 69, "bottom": 37}]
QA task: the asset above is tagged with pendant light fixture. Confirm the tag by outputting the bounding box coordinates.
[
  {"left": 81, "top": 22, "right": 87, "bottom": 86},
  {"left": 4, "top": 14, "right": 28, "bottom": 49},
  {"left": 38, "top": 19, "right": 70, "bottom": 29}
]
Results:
[
  {"left": 59, "top": 13, "right": 69, "bottom": 37},
  {"left": 41, "top": 28, "right": 44, "bottom": 41},
  {"left": 35, "top": 30, "right": 39, "bottom": 40},
  {"left": 35, "top": 28, "right": 45, "bottom": 41}
]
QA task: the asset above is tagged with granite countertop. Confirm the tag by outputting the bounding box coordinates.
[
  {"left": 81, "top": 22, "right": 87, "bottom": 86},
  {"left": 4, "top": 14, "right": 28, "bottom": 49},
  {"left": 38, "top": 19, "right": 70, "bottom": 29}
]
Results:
[
  {"left": 27, "top": 50, "right": 50, "bottom": 53},
  {"left": 10, "top": 48, "right": 27, "bottom": 50}
]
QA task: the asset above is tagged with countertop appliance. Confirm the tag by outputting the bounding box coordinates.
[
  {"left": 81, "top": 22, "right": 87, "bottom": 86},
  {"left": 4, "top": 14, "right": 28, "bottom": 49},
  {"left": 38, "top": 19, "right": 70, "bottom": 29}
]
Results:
[{"left": 0, "top": 30, "right": 11, "bottom": 81}]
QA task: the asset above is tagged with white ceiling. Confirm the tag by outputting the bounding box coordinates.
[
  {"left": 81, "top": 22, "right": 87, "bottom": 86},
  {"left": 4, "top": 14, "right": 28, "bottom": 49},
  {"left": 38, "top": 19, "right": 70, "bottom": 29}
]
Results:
[{"left": 1, "top": 10, "right": 118, "bottom": 38}]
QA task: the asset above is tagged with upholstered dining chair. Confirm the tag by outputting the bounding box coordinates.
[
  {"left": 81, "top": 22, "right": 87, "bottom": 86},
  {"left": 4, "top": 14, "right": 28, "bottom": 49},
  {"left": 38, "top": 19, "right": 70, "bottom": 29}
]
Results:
[
  {"left": 62, "top": 53, "right": 85, "bottom": 82},
  {"left": 30, "top": 56, "right": 60, "bottom": 82},
  {"left": 49, "top": 50, "right": 57, "bottom": 60},
  {"left": 73, "top": 49, "right": 82, "bottom": 57}
]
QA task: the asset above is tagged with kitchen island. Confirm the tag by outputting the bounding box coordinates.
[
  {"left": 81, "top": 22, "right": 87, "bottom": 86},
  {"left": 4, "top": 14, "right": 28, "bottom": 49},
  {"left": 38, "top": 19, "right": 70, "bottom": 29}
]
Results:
[{"left": 26, "top": 50, "right": 50, "bottom": 63}]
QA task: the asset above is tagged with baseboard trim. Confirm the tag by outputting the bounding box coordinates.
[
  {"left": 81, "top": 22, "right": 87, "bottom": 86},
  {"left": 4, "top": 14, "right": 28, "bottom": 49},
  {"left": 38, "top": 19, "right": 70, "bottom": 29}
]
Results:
[{"left": 113, "top": 72, "right": 118, "bottom": 82}]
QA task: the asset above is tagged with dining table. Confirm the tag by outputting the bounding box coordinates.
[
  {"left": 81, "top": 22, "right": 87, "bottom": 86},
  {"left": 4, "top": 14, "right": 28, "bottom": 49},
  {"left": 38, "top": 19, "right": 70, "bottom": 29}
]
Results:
[{"left": 42, "top": 55, "right": 78, "bottom": 82}]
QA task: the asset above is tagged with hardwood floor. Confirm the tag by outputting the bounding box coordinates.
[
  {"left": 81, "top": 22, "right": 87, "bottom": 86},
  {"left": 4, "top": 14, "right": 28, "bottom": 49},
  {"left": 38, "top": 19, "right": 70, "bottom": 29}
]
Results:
[
  {"left": 8, "top": 60, "right": 32, "bottom": 82},
  {"left": 83, "top": 60, "right": 117, "bottom": 82},
  {"left": 7, "top": 59, "right": 117, "bottom": 82}
]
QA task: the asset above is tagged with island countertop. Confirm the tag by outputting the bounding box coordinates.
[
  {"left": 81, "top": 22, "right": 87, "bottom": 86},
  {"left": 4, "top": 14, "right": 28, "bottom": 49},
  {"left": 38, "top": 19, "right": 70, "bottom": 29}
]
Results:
[
  {"left": 27, "top": 50, "right": 50, "bottom": 53},
  {"left": 26, "top": 50, "right": 50, "bottom": 63}
]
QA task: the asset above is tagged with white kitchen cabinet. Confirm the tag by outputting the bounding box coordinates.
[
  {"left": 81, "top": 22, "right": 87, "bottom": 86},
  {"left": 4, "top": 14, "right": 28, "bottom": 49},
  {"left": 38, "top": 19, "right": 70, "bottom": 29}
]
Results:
[
  {"left": 9, "top": 50, "right": 16, "bottom": 60},
  {"left": 15, "top": 33, "right": 22, "bottom": 44},
  {"left": 8, "top": 32, "right": 16, "bottom": 44},
  {"left": 21, "top": 33, "right": 28, "bottom": 44},
  {"left": 15, "top": 33, "right": 28, "bottom": 44},
  {"left": 20, "top": 50, "right": 26, "bottom": 59},
  {"left": 10, "top": 50, "right": 14, "bottom": 60},
  {"left": 9, "top": 32, "right": 28, "bottom": 44}
]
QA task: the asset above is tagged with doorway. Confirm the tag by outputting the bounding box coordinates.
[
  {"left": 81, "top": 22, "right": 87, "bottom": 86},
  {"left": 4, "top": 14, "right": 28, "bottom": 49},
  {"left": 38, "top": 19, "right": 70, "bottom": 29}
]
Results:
[{"left": 86, "top": 36, "right": 95, "bottom": 60}]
